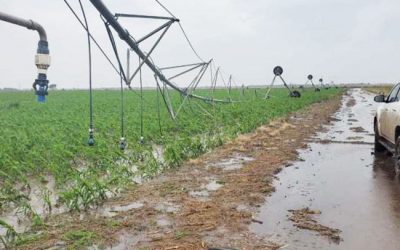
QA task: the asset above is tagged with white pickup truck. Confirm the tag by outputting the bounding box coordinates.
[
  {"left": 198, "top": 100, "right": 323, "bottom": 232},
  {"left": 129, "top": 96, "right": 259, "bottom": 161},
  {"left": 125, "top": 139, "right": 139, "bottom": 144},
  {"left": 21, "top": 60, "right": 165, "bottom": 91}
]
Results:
[{"left": 374, "top": 84, "right": 400, "bottom": 163}]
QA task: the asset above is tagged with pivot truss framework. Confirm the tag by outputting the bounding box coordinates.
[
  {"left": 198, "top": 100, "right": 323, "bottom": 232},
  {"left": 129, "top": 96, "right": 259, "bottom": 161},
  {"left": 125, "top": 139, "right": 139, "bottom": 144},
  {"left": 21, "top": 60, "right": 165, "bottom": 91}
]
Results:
[
  {"left": 64, "top": 0, "right": 240, "bottom": 147},
  {"left": 90, "top": 0, "right": 237, "bottom": 105}
]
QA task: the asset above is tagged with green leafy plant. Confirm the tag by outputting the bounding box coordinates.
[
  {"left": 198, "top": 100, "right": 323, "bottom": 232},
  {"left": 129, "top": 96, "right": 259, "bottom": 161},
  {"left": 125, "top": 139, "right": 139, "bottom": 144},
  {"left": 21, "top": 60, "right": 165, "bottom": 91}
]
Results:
[
  {"left": 62, "top": 230, "right": 97, "bottom": 249},
  {"left": 0, "top": 219, "right": 18, "bottom": 249}
]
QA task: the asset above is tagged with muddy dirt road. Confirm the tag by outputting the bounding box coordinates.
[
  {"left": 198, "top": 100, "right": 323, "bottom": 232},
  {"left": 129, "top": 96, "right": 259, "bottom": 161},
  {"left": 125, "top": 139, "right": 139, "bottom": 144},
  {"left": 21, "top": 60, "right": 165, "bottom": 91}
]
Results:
[{"left": 251, "top": 89, "right": 400, "bottom": 249}]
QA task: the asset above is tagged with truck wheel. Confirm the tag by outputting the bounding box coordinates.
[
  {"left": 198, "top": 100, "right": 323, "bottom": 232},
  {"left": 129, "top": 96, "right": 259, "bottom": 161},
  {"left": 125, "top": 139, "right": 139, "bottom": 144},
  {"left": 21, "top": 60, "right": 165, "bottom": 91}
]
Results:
[
  {"left": 395, "top": 136, "right": 400, "bottom": 172},
  {"left": 374, "top": 122, "right": 385, "bottom": 153}
]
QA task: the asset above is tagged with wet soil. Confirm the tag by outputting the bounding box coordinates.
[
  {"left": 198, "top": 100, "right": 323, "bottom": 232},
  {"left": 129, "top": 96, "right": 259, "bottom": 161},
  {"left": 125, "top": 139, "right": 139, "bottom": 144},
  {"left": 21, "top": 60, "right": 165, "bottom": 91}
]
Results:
[
  {"left": 15, "top": 93, "right": 343, "bottom": 250},
  {"left": 288, "top": 208, "right": 341, "bottom": 242},
  {"left": 251, "top": 89, "right": 400, "bottom": 249}
]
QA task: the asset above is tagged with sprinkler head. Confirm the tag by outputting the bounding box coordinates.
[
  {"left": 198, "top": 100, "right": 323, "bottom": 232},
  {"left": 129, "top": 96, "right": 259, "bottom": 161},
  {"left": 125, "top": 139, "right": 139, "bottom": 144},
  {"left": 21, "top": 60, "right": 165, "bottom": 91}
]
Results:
[
  {"left": 88, "top": 129, "right": 95, "bottom": 146},
  {"left": 119, "top": 137, "right": 127, "bottom": 151},
  {"left": 33, "top": 74, "right": 49, "bottom": 103},
  {"left": 139, "top": 136, "right": 145, "bottom": 145},
  {"left": 37, "top": 95, "right": 46, "bottom": 103},
  {"left": 88, "top": 137, "right": 95, "bottom": 146}
]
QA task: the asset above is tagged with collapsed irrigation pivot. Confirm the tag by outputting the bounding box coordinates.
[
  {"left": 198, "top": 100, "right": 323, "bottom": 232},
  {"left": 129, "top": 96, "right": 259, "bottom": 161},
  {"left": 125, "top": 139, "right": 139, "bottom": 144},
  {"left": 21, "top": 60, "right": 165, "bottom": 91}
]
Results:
[{"left": 61, "top": 0, "right": 245, "bottom": 149}]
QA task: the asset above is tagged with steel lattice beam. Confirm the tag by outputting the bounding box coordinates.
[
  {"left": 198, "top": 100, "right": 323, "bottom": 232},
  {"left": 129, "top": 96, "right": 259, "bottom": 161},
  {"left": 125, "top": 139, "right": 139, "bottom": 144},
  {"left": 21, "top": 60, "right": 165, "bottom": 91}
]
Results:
[{"left": 89, "top": 0, "right": 233, "bottom": 104}]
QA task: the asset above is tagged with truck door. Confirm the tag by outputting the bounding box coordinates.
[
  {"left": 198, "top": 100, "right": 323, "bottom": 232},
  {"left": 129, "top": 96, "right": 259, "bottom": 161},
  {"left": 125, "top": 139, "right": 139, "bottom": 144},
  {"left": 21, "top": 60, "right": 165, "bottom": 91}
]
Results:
[
  {"left": 381, "top": 84, "right": 400, "bottom": 142},
  {"left": 386, "top": 86, "right": 400, "bottom": 143}
]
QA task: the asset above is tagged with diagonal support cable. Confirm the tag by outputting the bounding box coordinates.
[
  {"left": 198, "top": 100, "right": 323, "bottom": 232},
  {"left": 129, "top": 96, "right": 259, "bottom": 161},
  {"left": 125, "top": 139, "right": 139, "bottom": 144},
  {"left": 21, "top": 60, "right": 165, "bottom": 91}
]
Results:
[
  {"left": 64, "top": 0, "right": 120, "bottom": 75},
  {"left": 175, "top": 62, "right": 210, "bottom": 117},
  {"left": 265, "top": 75, "right": 277, "bottom": 99},
  {"left": 155, "top": 75, "right": 176, "bottom": 120},
  {"left": 104, "top": 21, "right": 128, "bottom": 84},
  {"left": 211, "top": 67, "right": 220, "bottom": 97}
]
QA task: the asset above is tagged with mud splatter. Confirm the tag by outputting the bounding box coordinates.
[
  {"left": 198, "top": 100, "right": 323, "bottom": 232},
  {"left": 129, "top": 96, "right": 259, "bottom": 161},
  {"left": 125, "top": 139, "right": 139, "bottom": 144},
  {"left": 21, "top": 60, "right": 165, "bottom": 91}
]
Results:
[
  {"left": 288, "top": 208, "right": 341, "bottom": 243},
  {"left": 346, "top": 97, "right": 356, "bottom": 107},
  {"left": 350, "top": 126, "right": 367, "bottom": 133}
]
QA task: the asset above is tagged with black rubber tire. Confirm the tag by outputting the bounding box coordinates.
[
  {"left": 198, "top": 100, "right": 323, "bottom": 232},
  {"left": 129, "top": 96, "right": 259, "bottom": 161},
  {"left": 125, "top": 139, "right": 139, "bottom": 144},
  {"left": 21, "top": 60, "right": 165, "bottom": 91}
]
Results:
[
  {"left": 315, "top": 88, "right": 320, "bottom": 92},
  {"left": 395, "top": 136, "right": 400, "bottom": 173},
  {"left": 374, "top": 122, "right": 386, "bottom": 153},
  {"left": 290, "top": 90, "right": 301, "bottom": 98}
]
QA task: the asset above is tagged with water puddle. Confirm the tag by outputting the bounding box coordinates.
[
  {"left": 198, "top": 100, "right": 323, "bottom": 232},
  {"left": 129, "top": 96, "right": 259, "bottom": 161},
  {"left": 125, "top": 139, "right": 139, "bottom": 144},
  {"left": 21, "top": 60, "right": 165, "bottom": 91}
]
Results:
[
  {"left": 154, "top": 202, "right": 180, "bottom": 214},
  {"left": 98, "top": 202, "right": 144, "bottom": 217},
  {"left": 156, "top": 216, "right": 172, "bottom": 227},
  {"left": 204, "top": 180, "right": 223, "bottom": 191},
  {"left": 90, "top": 230, "right": 150, "bottom": 250},
  {"left": 209, "top": 154, "right": 254, "bottom": 171},
  {"left": 251, "top": 89, "right": 400, "bottom": 249},
  {"left": 189, "top": 178, "right": 224, "bottom": 202},
  {"left": 189, "top": 190, "right": 210, "bottom": 202},
  {"left": 0, "top": 175, "right": 65, "bottom": 237}
]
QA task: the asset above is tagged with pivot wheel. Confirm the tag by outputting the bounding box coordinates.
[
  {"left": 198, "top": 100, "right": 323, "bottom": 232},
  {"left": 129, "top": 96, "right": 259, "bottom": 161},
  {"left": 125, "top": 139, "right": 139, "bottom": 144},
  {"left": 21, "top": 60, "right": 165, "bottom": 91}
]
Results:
[
  {"left": 374, "top": 122, "right": 385, "bottom": 153},
  {"left": 315, "top": 88, "right": 321, "bottom": 92},
  {"left": 395, "top": 136, "right": 400, "bottom": 173},
  {"left": 273, "top": 66, "right": 283, "bottom": 76},
  {"left": 290, "top": 90, "right": 301, "bottom": 98}
]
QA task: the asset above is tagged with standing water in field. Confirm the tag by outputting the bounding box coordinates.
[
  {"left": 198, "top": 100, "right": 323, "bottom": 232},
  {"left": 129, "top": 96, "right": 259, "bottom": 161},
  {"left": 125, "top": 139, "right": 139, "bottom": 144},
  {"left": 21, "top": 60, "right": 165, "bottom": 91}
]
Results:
[{"left": 251, "top": 89, "right": 400, "bottom": 249}]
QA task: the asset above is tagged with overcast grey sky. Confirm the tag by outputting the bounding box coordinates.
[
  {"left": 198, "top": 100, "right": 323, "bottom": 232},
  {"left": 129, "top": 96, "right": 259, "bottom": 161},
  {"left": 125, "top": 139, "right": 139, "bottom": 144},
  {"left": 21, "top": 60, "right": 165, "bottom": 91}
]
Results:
[{"left": 1, "top": 0, "right": 399, "bottom": 89}]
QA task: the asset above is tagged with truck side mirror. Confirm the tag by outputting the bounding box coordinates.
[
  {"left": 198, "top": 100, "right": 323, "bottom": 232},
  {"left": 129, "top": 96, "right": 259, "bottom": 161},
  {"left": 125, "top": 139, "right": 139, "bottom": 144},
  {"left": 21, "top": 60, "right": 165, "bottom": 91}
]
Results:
[{"left": 374, "top": 95, "right": 385, "bottom": 103}]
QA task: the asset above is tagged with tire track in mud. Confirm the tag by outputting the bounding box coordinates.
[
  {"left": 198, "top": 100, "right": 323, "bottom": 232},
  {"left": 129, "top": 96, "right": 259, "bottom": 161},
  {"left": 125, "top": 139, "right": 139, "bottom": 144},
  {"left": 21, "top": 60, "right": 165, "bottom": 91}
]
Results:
[{"left": 20, "top": 94, "right": 343, "bottom": 250}]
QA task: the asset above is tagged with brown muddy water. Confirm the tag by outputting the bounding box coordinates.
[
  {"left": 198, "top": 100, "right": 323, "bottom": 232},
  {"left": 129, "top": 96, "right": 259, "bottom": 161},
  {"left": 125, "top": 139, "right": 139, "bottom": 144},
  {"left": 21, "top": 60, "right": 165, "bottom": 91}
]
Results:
[{"left": 251, "top": 89, "right": 400, "bottom": 249}]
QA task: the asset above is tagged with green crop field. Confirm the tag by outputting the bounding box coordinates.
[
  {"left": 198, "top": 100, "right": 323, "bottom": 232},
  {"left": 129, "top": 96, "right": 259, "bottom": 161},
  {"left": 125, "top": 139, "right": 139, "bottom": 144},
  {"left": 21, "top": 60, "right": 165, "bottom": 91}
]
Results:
[{"left": 0, "top": 87, "right": 340, "bottom": 245}]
